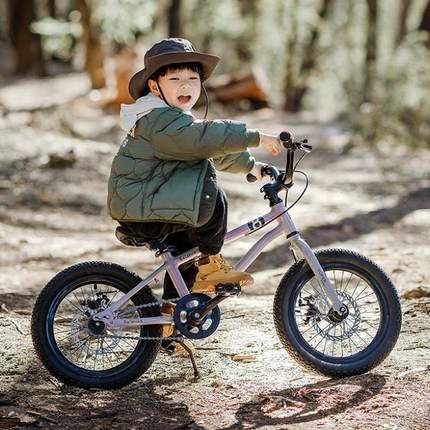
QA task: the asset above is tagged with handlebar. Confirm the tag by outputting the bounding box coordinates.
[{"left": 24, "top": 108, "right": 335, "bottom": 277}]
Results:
[
  {"left": 280, "top": 131, "right": 312, "bottom": 153},
  {"left": 246, "top": 130, "right": 312, "bottom": 183},
  {"left": 280, "top": 131, "right": 292, "bottom": 147}
]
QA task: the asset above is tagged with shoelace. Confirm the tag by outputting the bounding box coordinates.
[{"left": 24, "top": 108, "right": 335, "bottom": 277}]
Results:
[{"left": 216, "top": 256, "right": 233, "bottom": 272}]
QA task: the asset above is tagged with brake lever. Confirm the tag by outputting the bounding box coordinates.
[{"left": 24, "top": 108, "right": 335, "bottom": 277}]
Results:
[
  {"left": 246, "top": 164, "right": 278, "bottom": 183},
  {"left": 298, "top": 139, "right": 312, "bottom": 153}
]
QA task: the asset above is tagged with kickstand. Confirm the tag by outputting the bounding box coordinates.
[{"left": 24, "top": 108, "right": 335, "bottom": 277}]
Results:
[{"left": 179, "top": 340, "right": 199, "bottom": 378}]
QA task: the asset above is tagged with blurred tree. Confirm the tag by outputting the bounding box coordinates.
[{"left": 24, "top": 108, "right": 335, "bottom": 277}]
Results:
[
  {"left": 364, "top": 0, "right": 377, "bottom": 102},
  {"left": 284, "top": 0, "right": 334, "bottom": 112},
  {"left": 75, "top": 0, "right": 105, "bottom": 89},
  {"left": 168, "top": 0, "right": 182, "bottom": 37},
  {"left": 8, "top": 0, "right": 46, "bottom": 75},
  {"left": 236, "top": 0, "right": 258, "bottom": 63},
  {"left": 396, "top": 0, "right": 413, "bottom": 46},
  {"left": 419, "top": 0, "right": 430, "bottom": 36},
  {"left": 48, "top": 0, "right": 56, "bottom": 18}
]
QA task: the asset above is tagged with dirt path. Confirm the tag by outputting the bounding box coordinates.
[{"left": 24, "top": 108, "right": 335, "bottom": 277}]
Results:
[{"left": 1, "top": 75, "right": 430, "bottom": 429}]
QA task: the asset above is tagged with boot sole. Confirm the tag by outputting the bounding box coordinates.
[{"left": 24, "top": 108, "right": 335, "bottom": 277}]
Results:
[{"left": 192, "top": 275, "right": 254, "bottom": 293}]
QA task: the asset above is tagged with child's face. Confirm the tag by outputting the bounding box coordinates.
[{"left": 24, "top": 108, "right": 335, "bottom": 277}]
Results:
[{"left": 149, "top": 68, "right": 201, "bottom": 112}]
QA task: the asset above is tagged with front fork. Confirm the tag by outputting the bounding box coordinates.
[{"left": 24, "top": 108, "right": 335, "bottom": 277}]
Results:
[{"left": 289, "top": 233, "right": 347, "bottom": 316}]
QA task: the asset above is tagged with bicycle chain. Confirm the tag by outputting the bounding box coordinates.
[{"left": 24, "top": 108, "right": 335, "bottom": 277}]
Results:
[{"left": 92, "top": 297, "right": 186, "bottom": 342}]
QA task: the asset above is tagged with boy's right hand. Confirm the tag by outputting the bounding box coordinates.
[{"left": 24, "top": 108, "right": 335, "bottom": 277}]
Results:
[
  {"left": 259, "top": 133, "right": 282, "bottom": 155},
  {"left": 250, "top": 162, "right": 266, "bottom": 180}
]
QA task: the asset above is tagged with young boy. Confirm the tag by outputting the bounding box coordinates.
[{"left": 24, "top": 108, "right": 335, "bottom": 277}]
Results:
[{"left": 107, "top": 38, "right": 281, "bottom": 303}]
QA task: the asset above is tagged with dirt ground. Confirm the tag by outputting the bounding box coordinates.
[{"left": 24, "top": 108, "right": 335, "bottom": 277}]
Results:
[{"left": 0, "top": 71, "right": 430, "bottom": 430}]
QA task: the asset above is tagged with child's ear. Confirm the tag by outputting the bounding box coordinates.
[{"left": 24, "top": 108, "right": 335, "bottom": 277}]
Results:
[{"left": 148, "top": 79, "right": 160, "bottom": 96}]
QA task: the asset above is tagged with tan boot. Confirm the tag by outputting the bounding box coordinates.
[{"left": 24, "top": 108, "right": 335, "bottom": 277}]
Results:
[
  {"left": 160, "top": 302, "right": 195, "bottom": 355},
  {"left": 192, "top": 254, "right": 253, "bottom": 293},
  {"left": 160, "top": 302, "right": 175, "bottom": 338}
]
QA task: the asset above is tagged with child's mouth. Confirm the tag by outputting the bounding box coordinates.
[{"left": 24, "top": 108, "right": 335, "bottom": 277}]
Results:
[{"left": 178, "top": 95, "right": 191, "bottom": 104}]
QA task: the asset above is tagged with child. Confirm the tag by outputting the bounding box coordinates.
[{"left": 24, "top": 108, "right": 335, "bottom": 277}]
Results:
[{"left": 107, "top": 38, "right": 281, "bottom": 307}]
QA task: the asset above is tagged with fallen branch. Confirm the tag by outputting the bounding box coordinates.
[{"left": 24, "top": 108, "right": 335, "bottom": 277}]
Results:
[
  {"left": 27, "top": 410, "right": 59, "bottom": 425},
  {"left": 124, "top": 377, "right": 154, "bottom": 391},
  {"left": 170, "top": 420, "right": 195, "bottom": 430},
  {"left": 259, "top": 394, "right": 305, "bottom": 408},
  {"left": 9, "top": 318, "right": 24, "bottom": 335},
  {"left": 0, "top": 392, "right": 18, "bottom": 405},
  {"left": 395, "top": 366, "right": 429, "bottom": 379}
]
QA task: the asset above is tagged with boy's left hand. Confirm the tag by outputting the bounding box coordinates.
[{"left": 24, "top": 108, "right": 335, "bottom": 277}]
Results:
[{"left": 259, "top": 133, "right": 281, "bottom": 155}]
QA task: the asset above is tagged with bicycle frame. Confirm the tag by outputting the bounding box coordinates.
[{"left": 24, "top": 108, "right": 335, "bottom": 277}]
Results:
[{"left": 93, "top": 196, "right": 345, "bottom": 330}]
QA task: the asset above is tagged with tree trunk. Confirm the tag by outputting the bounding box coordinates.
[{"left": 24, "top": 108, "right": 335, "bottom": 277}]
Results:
[
  {"left": 284, "top": 0, "right": 333, "bottom": 112},
  {"left": 419, "top": 0, "right": 430, "bottom": 33},
  {"left": 168, "top": 0, "right": 182, "bottom": 37},
  {"left": 364, "top": 0, "right": 377, "bottom": 102},
  {"left": 74, "top": 0, "right": 105, "bottom": 89},
  {"left": 8, "top": 0, "right": 46, "bottom": 76},
  {"left": 396, "top": 0, "right": 413, "bottom": 46},
  {"left": 48, "top": 0, "right": 56, "bottom": 18}
]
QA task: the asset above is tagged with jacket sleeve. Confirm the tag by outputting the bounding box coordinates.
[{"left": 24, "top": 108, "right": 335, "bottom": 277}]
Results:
[
  {"left": 140, "top": 108, "right": 260, "bottom": 161},
  {"left": 213, "top": 150, "right": 255, "bottom": 173}
]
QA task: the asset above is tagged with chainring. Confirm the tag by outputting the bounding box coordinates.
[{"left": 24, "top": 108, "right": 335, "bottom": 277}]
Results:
[{"left": 173, "top": 293, "right": 221, "bottom": 339}]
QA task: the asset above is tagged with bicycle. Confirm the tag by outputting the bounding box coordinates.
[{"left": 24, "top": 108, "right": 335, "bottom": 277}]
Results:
[{"left": 31, "top": 132, "right": 402, "bottom": 390}]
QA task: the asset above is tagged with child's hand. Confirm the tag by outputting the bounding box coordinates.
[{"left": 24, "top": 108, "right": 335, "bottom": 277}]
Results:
[
  {"left": 250, "top": 161, "right": 266, "bottom": 180},
  {"left": 260, "top": 133, "right": 281, "bottom": 155}
]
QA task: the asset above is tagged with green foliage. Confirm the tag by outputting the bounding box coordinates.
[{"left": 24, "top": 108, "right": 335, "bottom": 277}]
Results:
[
  {"left": 300, "top": 0, "right": 430, "bottom": 148},
  {"left": 91, "top": 0, "right": 155, "bottom": 45},
  {"left": 348, "top": 34, "right": 430, "bottom": 148},
  {"left": 31, "top": 17, "right": 82, "bottom": 61}
]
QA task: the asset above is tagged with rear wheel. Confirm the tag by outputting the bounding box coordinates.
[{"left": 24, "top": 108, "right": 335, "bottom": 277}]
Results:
[
  {"left": 31, "top": 261, "right": 162, "bottom": 389},
  {"left": 273, "top": 248, "right": 401, "bottom": 378}
]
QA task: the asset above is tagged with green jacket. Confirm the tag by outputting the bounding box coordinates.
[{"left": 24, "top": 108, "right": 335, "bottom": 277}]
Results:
[{"left": 107, "top": 106, "right": 260, "bottom": 227}]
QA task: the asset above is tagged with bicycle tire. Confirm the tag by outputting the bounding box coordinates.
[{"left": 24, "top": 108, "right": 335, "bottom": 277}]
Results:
[
  {"left": 31, "top": 261, "right": 162, "bottom": 389},
  {"left": 273, "top": 248, "right": 401, "bottom": 378}
]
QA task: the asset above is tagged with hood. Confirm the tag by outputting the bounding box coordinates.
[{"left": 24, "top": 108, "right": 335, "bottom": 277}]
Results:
[{"left": 119, "top": 93, "right": 168, "bottom": 132}]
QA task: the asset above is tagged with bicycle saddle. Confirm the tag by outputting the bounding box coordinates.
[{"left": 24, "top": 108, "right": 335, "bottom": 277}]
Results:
[{"left": 115, "top": 226, "right": 167, "bottom": 252}]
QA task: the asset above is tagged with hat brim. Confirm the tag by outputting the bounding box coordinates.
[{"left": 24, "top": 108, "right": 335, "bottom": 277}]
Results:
[{"left": 129, "top": 51, "right": 220, "bottom": 100}]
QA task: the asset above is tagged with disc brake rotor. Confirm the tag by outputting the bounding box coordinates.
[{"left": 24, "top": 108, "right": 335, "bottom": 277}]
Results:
[
  {"left": 305, "top": 290, "right": 361, "bottom": 341},
  {"left": 70, "top": 307, "right": 125, "bottom": 355}
]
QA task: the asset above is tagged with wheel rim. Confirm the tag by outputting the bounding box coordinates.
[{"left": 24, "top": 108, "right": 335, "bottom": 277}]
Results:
[{"left": 293, "top": 264, "right": 386, "bottom": 360}]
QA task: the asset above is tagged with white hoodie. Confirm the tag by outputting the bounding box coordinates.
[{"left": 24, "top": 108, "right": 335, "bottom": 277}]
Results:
[{"left": 119, "top": 93, "right": 168, "bottom": 134}]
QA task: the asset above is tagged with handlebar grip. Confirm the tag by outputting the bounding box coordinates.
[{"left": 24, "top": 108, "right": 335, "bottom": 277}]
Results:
[{"left": 280, "top": 131, "right": 292, "bottom": 148}]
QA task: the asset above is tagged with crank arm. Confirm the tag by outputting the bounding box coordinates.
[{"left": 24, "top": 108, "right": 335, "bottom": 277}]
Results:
[{"left": 188, "top": 294, "right": 228, "bottom": 325}]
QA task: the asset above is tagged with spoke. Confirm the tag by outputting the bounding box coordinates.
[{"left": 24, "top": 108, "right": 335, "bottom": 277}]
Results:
[
  {"left": 294, "top": 266, "right": 386, "bottom": 358},
  {"left": 50, "top": 283, "right": 155, "bottom": 371}
]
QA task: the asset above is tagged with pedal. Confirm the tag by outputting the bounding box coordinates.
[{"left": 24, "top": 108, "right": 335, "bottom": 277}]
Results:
[{"left": 215, "top": 283, "right": 241, "bottom": 296}]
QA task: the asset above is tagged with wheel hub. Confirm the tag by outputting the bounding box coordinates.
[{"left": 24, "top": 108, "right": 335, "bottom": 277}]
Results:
[
  {"left": 328, "top": 304, "right": 349, "bottom": 323},
  {"left": 87, "top": 317, "right": 107, "bottom": 335}
]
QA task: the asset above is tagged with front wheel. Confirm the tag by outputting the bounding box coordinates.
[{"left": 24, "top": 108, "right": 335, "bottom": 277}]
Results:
[
  {"left": 273, "top": 248, "right": 401, "bottom": 378},
  {"left": 31, "top": 261, "right": 162, "bottom": 389}
]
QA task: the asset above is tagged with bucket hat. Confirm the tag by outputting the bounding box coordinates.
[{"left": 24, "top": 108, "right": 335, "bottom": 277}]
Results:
[{"left": 129, "top": 38, "right": 220, "bottom": 100}]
